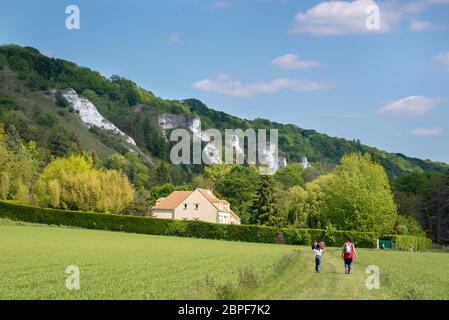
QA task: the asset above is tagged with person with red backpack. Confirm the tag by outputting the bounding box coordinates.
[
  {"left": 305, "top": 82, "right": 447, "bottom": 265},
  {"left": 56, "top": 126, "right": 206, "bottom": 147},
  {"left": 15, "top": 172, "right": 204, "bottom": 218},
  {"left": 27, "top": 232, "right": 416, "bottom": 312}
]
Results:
[{"left": 341, "top": 236, "right": 357, "bottom": 274}]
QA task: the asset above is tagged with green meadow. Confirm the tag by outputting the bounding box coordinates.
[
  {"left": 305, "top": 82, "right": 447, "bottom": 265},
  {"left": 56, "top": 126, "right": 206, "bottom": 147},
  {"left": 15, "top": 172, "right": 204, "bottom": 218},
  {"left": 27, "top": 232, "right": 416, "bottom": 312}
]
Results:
[{"left": 1, "top": 219, "right": 448, "bottom": 300}]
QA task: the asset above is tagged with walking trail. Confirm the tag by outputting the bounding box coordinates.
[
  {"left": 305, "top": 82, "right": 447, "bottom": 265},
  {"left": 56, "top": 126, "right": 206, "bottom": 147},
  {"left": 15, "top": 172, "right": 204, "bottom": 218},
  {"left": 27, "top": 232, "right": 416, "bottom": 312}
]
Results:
[{"left": 243, "top": 248, "right": 386, "bottom": 300}]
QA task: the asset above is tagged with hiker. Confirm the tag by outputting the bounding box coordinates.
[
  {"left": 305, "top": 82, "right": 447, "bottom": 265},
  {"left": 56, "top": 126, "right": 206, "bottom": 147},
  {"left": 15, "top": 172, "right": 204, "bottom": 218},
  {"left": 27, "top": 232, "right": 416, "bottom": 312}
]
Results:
[
  {"left": 313, "top": 245, "right": 324, "bottom": 273},
  {"left": 381, "top": 243, "right": 385, "bottom": 250},
  {"left": 341, "top": 236, "right": 357, "bottom": 274},
  {"left": 311, "top": 240, "right": 318, "bottom": 250},
  {"left": 319, "top": 241, "right": 325, "bottom": 250},
  {"left": 409, "top": 244, "right": 414, "bottom": 252}
]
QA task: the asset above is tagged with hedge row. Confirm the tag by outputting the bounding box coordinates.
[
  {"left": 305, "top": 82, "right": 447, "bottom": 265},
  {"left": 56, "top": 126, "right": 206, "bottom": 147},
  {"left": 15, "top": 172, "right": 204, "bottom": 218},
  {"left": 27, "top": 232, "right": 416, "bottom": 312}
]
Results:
[
  {"left": 384, "top": 234, "right": 432, "bottom": 251},
  {"left": 0, "top": 201, "right": 431, "bottom": 250}
]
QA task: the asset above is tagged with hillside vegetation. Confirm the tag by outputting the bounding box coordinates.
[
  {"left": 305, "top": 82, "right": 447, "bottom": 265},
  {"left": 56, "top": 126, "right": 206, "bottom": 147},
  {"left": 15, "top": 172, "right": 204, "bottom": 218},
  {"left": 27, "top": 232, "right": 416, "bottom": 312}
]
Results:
[{"left": 0, "top": 45, "right": 447, "bottom": 178}]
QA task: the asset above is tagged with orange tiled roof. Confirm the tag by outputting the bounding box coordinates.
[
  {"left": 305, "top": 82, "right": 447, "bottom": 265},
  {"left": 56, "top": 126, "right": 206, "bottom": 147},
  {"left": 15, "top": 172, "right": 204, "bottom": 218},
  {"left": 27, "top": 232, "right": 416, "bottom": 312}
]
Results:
[
  {"left": 198, "top": 189, "right": 234, "bottom": 214},
  {"left": 151, "top": 191, "right": 191, "bottom": 210}
]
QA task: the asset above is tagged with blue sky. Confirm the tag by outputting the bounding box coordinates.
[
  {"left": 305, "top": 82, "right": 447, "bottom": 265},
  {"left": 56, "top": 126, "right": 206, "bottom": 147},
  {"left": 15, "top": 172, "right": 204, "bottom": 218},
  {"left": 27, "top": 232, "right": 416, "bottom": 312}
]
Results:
[{"left": 1, "top": 0, "right": 449, "bottom": 162}]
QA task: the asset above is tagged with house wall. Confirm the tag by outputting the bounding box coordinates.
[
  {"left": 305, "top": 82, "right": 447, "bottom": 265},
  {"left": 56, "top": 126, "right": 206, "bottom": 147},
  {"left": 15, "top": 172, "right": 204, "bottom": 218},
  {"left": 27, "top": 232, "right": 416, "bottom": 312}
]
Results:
[
  {"left": 151, "top": 209, "right": 174, "bottom": 219},
  {"left": 218, "top": 212, "right": 241, "bottom": 225},
  {"left": 173, "top": 189, "right": 218, "bottom": 223},
  {"left": 218, "top": 211, "right": 231, "bottom": 224},
  {"left": 229, "top": 214, "right": 241, "bottom": 225}
]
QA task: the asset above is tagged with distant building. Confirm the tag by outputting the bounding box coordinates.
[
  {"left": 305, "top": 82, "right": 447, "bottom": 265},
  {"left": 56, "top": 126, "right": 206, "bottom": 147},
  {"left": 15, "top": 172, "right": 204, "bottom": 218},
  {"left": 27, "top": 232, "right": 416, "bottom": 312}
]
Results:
[{"left": 150, "top": 188, "right": 241, "bottom": 225}]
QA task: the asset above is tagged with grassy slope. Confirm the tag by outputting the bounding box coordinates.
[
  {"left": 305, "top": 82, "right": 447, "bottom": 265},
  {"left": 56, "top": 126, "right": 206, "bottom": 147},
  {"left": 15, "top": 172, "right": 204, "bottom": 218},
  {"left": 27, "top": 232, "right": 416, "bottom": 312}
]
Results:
[
  {"left": 1, "top": 220, "right": 448, "bottom": 300},
  {"left": 0, "top": 68, "right": 116, "bottom": 159}
]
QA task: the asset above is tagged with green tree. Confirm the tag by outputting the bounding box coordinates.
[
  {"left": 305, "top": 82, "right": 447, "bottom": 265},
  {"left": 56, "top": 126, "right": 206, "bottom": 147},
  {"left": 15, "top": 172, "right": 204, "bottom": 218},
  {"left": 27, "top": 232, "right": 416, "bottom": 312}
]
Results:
[
  {"left": 396, "top": 215, "right": 425, "bottom": 236},
  {"left": 124, "top": 188, "right": 151, "bottom": 216},
  {"left": 283, "top": 186, "right": 309, "bottom": 227},
  {"left": 203, "top": 164, "right": 234, "bottom": 183},
  {"left": 147, "top": 183, "right": 192, "bottom": 207},
  {"left": 105, "top": 153, "right": 151, "bottom": 189},
  {"left": 303, "top": 173, "right": 334, "bottom": 229},
  {"left": 392, "top": 170, "right": 449, "bottom": 243},
  {"left": 274, "top": 163, "right": 305, "bottom": 189},
  {"left": 148, "top": 183, "right": 175, "bottom": 207},
  {"left": 0, "top": 124, "right": 36, "bottom": 202},
  {"left": 214, "top": 165, "right": 260, "bottom": 224},
  {"left": 320, "top": 154, "right": 397, "bottom": 234},
  {"left": 153, "top": 162, "right": 172, "bottom": 186},
  {"left": 142, "top": 117, "right": 167, "bottom": 159},
  {"left": 250, "top": 175, "right": 282, "bottom": 227}
]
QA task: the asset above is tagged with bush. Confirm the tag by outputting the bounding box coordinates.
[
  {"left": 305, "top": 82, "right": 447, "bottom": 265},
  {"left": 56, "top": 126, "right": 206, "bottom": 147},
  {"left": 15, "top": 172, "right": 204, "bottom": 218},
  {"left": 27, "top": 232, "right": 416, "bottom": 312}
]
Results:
[
  {"left": 0, "top": 201, "right": 431, "bottom": 250},
  {"left": 55, "top": 91, "right": 69, "bottom": 108}
]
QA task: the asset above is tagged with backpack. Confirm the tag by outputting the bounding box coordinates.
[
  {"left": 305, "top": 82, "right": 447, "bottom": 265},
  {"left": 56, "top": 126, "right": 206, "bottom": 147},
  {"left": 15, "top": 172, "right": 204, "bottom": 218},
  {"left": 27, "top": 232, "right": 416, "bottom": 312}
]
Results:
[{"left": 344, "top": 242, "right": 352, "bottom": 254}]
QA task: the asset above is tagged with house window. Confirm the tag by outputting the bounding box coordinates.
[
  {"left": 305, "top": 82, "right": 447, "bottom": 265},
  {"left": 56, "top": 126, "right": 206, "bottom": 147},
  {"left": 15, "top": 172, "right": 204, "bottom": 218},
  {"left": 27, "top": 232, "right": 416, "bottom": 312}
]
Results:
[
  {"left": 183, "top": 203, "right": 188, "bottom": 210},
  {"left": 194, "top": 203, "right": 199, "bottom": 210}
]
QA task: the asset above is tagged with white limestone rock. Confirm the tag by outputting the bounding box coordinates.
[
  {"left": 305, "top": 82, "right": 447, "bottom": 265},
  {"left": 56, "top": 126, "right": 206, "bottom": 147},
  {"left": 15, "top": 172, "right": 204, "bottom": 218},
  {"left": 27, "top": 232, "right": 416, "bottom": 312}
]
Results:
[{"left": 61, "top": 88, "right": 137, "bottom": 146}]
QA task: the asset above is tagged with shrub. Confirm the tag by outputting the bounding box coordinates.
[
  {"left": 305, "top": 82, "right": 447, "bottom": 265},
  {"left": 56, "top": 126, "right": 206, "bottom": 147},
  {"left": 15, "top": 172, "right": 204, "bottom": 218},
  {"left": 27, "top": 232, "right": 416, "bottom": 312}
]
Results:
[{"left": 55, "top": 91, "right": 69, "bottom": 108}]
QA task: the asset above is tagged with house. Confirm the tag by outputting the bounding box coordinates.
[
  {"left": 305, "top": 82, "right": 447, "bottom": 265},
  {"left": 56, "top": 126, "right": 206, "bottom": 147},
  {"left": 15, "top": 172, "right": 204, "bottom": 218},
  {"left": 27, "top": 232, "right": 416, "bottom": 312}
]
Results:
[{"left": 150, "top": 188, "right": 241, "bottom": 225}]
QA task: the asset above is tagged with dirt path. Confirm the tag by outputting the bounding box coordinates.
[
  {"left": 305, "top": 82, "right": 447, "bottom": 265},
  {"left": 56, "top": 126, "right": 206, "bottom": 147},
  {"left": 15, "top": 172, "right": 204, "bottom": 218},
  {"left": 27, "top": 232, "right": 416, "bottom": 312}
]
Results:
[{"left": 244, "top": 248, "right": 385, "bottom": 300}]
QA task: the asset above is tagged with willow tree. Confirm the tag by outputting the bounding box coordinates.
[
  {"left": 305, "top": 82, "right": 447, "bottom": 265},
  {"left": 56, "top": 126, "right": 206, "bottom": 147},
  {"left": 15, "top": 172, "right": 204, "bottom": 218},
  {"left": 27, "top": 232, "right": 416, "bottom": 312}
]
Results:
[{"left": 33, "top": 155, "right": 134, "bottom": 214}]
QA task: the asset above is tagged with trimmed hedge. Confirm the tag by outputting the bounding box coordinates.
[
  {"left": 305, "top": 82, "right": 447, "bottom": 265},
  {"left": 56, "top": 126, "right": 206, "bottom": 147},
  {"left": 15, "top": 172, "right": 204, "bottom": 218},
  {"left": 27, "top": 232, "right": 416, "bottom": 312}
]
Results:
[
  {"left": 0, "top": 201, "right": 431, "bottom": 250},
  {"left": 383, "top": 234, "right": 432, "bottom": 251}
]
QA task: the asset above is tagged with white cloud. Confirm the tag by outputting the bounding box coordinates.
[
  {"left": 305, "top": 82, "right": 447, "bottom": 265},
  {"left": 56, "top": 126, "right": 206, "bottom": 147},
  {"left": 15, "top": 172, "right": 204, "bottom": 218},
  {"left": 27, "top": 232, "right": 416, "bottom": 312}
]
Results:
[
  {"left": 290, "top": 0, "right": 395, "bottom": 36},
  {"left": 377, "top": 96, "right": 440, "bottom": 116},
  {"left": 271, "top": 54, "right": 321, "bottom": 70},
  {"left": 434, "top": 51, "right": 449, "bottom": 71},
  {"left": 412, "top": 128, "right": 444, "bottom": 137},
  {"left": 168, "top": 32, "right": 181, "bottom": 44},
  {"left": 192, "top": 74, "right": 332, "bottom": 97},
  {"left": 289, "top": 0, "right": 435, "bottom": 36},
  {"left": 208, "top": 1, "right": 231, "bottom": 9}
]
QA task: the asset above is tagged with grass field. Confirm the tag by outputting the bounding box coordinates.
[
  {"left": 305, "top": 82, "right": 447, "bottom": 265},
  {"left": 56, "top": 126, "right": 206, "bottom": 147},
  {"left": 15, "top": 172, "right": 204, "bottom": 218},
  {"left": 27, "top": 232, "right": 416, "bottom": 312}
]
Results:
[
  {"left": 0, "top": 219, "right": 292, "bottom": 299},
  {"left": 1, "top": 218, "right": 448, "bottom": 300}
]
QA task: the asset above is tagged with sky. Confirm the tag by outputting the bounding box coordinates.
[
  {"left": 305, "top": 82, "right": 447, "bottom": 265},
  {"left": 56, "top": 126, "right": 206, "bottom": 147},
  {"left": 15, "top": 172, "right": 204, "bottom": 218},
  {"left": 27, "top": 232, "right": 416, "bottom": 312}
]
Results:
[{"left": 1, "top": 0, "right": 449, "bottom": 163}]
